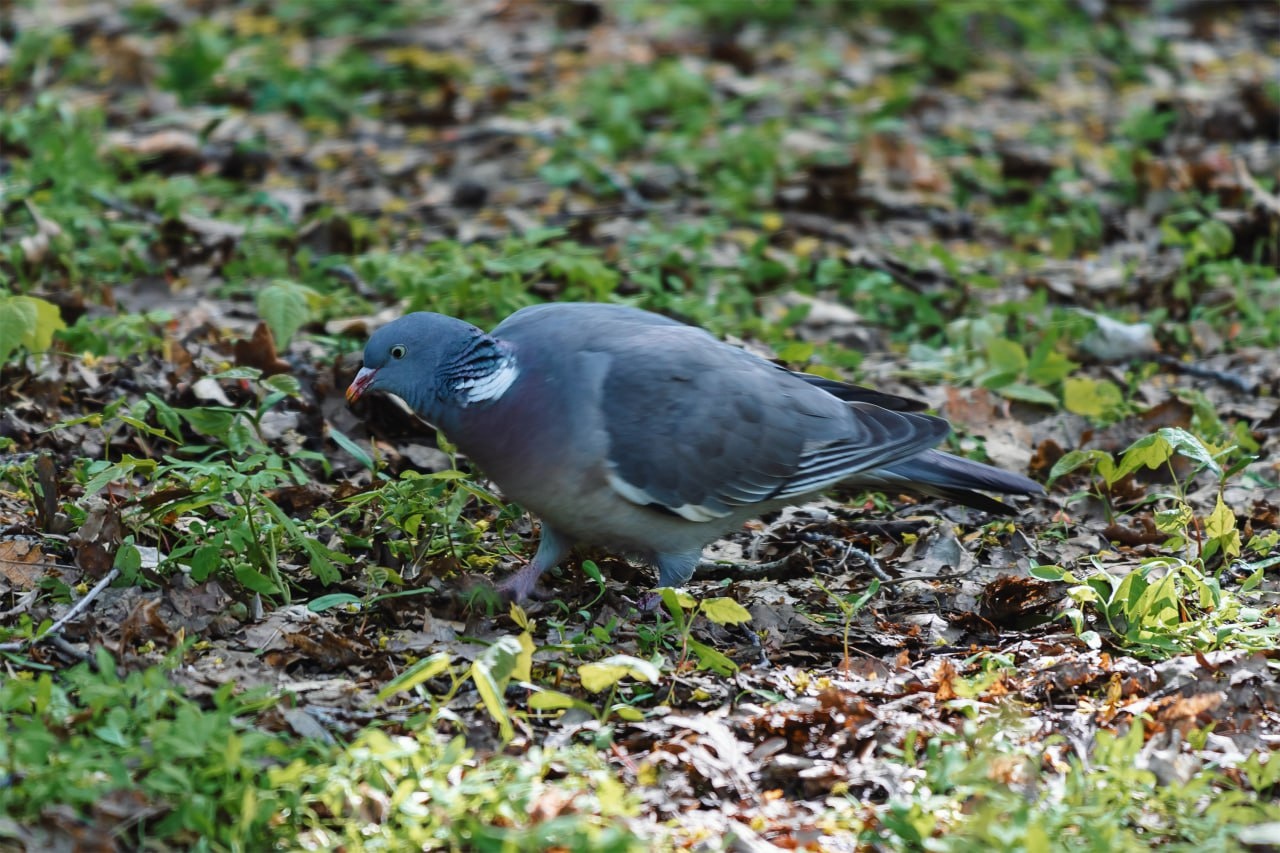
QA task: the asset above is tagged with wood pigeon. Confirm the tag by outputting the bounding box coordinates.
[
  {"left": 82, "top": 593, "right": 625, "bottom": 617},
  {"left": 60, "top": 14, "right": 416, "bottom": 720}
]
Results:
[{"left": 346, "top": 303, "right": 1042, "bottom": 602}]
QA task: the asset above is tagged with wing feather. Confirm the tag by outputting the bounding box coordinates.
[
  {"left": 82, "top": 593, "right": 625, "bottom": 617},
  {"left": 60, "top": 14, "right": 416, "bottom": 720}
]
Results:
[{"left": 594, "top": 321, "right": 949, "bottom": 520}]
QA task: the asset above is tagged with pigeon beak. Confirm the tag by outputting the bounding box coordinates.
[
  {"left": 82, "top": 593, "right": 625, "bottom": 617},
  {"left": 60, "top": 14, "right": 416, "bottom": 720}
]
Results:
[{"left": 346, "top": 366, "right": 377, "bottom": 403}]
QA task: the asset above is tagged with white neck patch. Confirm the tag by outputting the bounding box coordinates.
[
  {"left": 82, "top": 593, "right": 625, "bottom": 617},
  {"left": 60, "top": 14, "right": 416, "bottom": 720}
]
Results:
[{"left": 456, "top": 355, "right": 519, "bottom": 404}]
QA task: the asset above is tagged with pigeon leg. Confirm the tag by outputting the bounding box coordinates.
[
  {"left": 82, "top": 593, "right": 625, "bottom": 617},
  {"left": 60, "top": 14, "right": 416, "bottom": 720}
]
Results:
[
  {"left": 654, "top": 551, "right": 701, "bottom": 588},
  {"left": 498, "top": 525, "right": 572, "bottom": 603}
]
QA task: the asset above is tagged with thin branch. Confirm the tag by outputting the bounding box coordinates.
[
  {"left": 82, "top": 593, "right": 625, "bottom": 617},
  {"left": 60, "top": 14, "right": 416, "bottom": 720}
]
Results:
[{"left": 0, "top": 567, "right": 120, "bottom": 653}]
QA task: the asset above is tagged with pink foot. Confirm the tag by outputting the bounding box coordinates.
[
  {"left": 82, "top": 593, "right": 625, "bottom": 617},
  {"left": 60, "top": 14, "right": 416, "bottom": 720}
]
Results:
[{"left": 496, "top": 562, "right": 550, "bottom": 603}]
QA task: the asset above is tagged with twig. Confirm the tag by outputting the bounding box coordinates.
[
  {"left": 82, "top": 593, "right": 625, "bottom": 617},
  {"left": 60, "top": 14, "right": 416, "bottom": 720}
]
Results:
[
  {"left": 1236, "top": 158, "right": 1280, "bottom": 218},
  {"left": 695, "top": 534, "right": 886, "bottom": 582},
  {"left": 696, "top": 551, "right": 973, "bottom": 588},
  {"left": 1154, "top": 354, "right": 1258, "bottom": 394},
  {"left": 0, "top": 567, "right": 120, "bottom": 652}
]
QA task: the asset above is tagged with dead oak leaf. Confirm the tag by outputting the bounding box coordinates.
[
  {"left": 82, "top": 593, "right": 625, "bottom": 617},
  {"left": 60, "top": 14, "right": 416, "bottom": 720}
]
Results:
[
  {"left": 0, "top": 539, "right": 51, "bottom": 590},
  {"left": 234, "top": 321, "right": 291, "bottom": 376}
]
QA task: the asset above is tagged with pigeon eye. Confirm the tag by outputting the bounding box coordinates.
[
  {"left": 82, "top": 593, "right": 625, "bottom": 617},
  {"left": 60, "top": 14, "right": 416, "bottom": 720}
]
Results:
[{"left": 390, "top": 345, "right": 406, "bottom": 360}]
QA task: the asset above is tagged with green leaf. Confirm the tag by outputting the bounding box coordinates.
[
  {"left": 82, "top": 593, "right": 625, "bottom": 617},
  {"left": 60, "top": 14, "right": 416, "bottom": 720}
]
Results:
[
  {"left": 687, "top": 638, "right": 738, "bottom": 675},
  {"left": 377, "top": 652, "right": 453, "bottom": 701},
  {"left": 1047, "top": 449, "right": 1112, "bottom": 484},
  {"left": 263, "top": 373, "right": 302, "bottom": 397},
  {"left": 512, "top": 631, "right": 534, "bottom": 683},
  {"left": 1206, "top": 495, "right": 1241, "bottom": 559},
  {"left": 179, "top": 407, "right": 235, "bottom": 437},
  {"left": 473, "top": 630, "right": 527, "bottom": 737},
  {"left": 581, "top": 559, "right": 604, "bottom": 585},
  {"left": 1063, "top": 377, "right": 1124, "bottom": 419},
  {"left": 190, "top": 544, "right": 222, "bottom": 582},
  {"left": 0, "top": 295, "right": 66, "bottom": 363},
  {"left": 234, "top": 563, "right": 281, "bottom": 595},
  {"left": 308, "top": 593, "right": 362, "bottom": 612},
  {"left": 1156, "top": 427, "right": 1222, "bottom": 478},
  {"left": 329, "top": 426, "right": 374, "bottom": 471},
  {"left": 579, "top": 654, "right": 661, "bottom": 693},
  {"left": 985, "top": 338, "right": 1028, "bottom": 373},
  {"left": 257, "top": 280, "right": 312, "bottom": 349},
  {"left": 998, "top": 382, "right": 1059, "bottom": 407},
  {"left": 226, "top": 419, "right": 257, "bottom": 454},
  {"left": 1113, "top": 432, "right": 1173, "bottom": 482},
  {"left": 658, "top": 587, "right": 689, "bottom": 632},
  {"left": 471, "top": 662, "right": 514, "bottom": 742},
  {"left": 700, "top": 597, "right": 752, "bottom": 626},
  {"left": 1193, "top": 218, "right": 1233, "bottom": 260},
  {"left": 1029, "top": 565, "right": 1066, "bottom": 581},
  {"left": 527, "top": 689, "right": 584, "bottom": 712},
  {"left": 0, "top": 299, "right": 30, "bottom": 363},
  {"left": 114, "top": 543, "right": 143, "bottom": 582},
  {"left": 1026, "top": 345, "right": 1077, "bottom": 385},
  {"left": 660, "top": 587, "right": 697, "bottom": 611},
  {"left": 473, "top": 635, "right": 523, "bottom": 690}
]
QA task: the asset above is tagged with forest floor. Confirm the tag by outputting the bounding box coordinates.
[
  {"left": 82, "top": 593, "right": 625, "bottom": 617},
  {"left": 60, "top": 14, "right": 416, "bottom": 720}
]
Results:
[{"left": 2, "top": 1, "right": 1279, "bottom": 850}]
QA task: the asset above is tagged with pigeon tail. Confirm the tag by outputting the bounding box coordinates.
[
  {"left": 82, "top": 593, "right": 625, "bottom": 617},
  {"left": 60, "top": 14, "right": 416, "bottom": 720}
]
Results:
[{"left": 854, "top": 449, "right": 1042, "bottom": 516}]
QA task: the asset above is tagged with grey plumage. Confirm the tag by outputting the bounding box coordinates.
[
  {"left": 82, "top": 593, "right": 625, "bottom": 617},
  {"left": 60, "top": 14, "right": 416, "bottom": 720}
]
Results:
[{"left": 347, "top": 303, "right": 1042, "bottom": 601}]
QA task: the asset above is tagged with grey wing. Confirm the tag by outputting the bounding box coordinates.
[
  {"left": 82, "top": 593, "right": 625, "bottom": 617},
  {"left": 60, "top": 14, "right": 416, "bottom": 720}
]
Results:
[
  {"left": 790, "top": 370, "right": 928, "bottom": 411},
  {"left": 598, "top": 328, "right": 951, "bottom": 522}
]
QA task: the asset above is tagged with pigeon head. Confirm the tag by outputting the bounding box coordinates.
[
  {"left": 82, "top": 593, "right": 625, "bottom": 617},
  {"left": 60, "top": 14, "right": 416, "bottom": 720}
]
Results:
[{"left": 346, "top": 312, "right": 519, "bottom": 420}]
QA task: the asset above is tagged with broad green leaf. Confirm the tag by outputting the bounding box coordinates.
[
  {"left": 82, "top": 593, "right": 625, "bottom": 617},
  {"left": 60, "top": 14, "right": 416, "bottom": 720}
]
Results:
[
  {"left": 22, "top": 295, "right": 66, "bottom": 351},
  {"left": 471, "top": 661, "right": 514, "bottom": 742},
  {"left": 1206, "top": 495, "right": 1241, "bottom": 558},
  {"left": 189, "top": 543, "right": 221, "bottom": 581},
  {"left": 234, "top": 563, "right": 281, "bottom": 595},
  {"left": 582, "top": 559, "right": 604, "bottom": 584},
  {"left": 658, "top": 588, "right": 689, "bottom": 631},
  {"left": 210, "top": 366, "right": 261, "bottom": 381},
  {"left": 263, "top": 373, "right": 302, "bottom": 396},
  {"left": 659, "top": 587, "right": 697, "bottom": 611},
  {"left": 1153, "top": 503, "right": 1193, "bottom": 534},
  {"left": 307, "top": 548, "right": 340, "bottom": 586},
  {"left": 428, "top": 469, "right": 472, "bottom": 481},
  {"left": 179, "top": 407, "right": 236, "bottom": 436},
  {"left": 579, "top": 654, "right": 661, "bottom": 693},
  {"left": 471, "top": 635, "right": 527, "bottom": 739},
  {"left": 0, "top": 298, "right": 32, "bottom": 362},
  {"left": 1063, "top": 377, "right": 1123, "bottom": 419},
  {"left": 114, "top": 542, "right": 143, "bottom": 582},
  {"left": 1047, "top": 449, "right": 1112, "bottom": 484},
  {"left": 1026, "top": 346, "right": 1077, "bottom": 385},
  {"left": 1115, "top": 433, "right": 1173, "bottom": 481},
  {"left": 226, "top": 419, "right": 256, "bottom": 454},
  {"left": 377, "top": 652, "right": 452, "bottom": 701},
  {"left": 474, "top": 635, "right": 523, "bottom": 689},
  {"left": 998, "top": 382, "right": 1059, "bottom": 407},
  {"left": 257, "top": 280, "right": 311, "bottom": 349},
  {"left": 1193, "top": 218, "right": 1233, "bottom": 259},
  {"left": 1029, "top": 564, "right": 1066, "bottom": 581},
  {"left": 147, "top": 394, "right": 183, "bottom": 439},
  {"left": 527, "top": 689, "right": 583, "bottom": 712},
  {"left": 0, "top": 295, "right": 65, "bottom": 363},
  {"left": 687, "top": 638, "right": 738, "bottom": 676},
  {"left": 512, "top": 631, "right": 534, "bottom": 683},
  {"left": 985, "top": 338, "right": 1028, "bottom": 373},
  {"left": 308, "top": 593, "right": 362, "bottom": 613},
  {"left": 700, "top": 597, "right": 752, "bottom": 626},
  {"left": 1156, "top": 427, "right": 1222, "bottom": 478}
]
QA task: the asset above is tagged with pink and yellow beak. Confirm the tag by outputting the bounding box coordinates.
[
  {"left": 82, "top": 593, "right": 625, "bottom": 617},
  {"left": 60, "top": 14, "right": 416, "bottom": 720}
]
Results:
[{"left": 346, "top": 366, "right": 377, "bottom": 403}]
